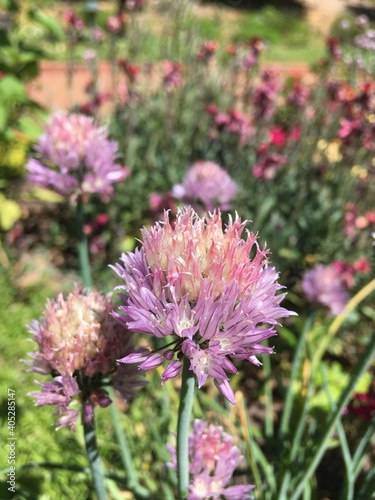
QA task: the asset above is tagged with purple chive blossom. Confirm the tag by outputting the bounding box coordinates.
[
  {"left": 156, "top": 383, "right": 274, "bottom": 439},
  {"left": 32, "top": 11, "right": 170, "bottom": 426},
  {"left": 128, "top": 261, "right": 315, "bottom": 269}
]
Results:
[
  {"left": 172, "top": 161, "right": 238, "bottom": 213},
  {"left": 302, "top": 264, "right": 350, "bottom": 315},
  {"left": 26, "top": 111, "right": 130, "bottom": 202},
  {"left": 112, "top": 207, "right": 295, "bottom": 405},
  {"left": 168, "top": 419, "right": 254, "bottom": 500},
  {"left": 25, "top": 285, "right": 145, "bottom": 430}
]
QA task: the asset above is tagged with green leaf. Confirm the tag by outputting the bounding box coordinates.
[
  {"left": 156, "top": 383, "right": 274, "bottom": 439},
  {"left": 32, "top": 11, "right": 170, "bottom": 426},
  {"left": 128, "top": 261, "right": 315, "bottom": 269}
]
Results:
[
  {"left": 28, "top": 8, "right": 65, "bottom": 40},
  {"left": 0, "top": 193, "right": 22, "bottom": 230},
  {"left": 17, "top": 115, "right": 45, "bottom": 141},
  {"left": 0, "top": 106, "right": 8, "bottom": 132},
  {"left": 0, "top": 75, "right": 27, "bottom": 103}
]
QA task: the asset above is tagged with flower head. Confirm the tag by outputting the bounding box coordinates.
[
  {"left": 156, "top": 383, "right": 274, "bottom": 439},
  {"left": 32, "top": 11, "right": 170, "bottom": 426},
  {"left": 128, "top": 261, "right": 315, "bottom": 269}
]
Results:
[
  {"left": 168, "top": 419, "right": 253, "bottom": 500},
  {"left": 25, "top": 285, "right": 145, "bottom": 429},
  {"left": 172, "top": 161, "right": 238, "bottom": 213},
  {"left": 302, "top": 264, "right": 349, "bottom": 315},
  {"left": 26, "top": 111, "right": 129, "bottom": 202},
  {"left": 113, "top": 207, "right": 294, "bottom": 404}
]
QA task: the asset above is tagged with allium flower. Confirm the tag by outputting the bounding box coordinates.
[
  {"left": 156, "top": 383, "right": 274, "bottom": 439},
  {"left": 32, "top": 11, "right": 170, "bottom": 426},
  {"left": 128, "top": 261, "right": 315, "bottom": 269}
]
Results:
[
  {"left": 302, "top": 264, "right": 349, "bottom": 315},
  {"left": 172, "top": 161, "right": 238, "bottom": 213},
  {"left": 25, "top": 286, "right": 145, "bottom": 429},
  {"left": 168, "top": 419, "right": 253, "bottom": 500},
  {"left": 112, "top": 207, "right": 294, "bottom": 404},
  {"left": 26, "top": 111, "right": 129, "bottom": 202}
]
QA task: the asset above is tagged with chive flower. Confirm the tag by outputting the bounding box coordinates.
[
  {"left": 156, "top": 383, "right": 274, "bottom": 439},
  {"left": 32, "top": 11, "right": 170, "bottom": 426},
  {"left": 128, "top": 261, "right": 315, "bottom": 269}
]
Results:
[
  {"left": 26, "top": 111, "right": 129, "bottom": 202},
  {"left": 113, "top": 207, "right": 294, "bottom": 404},
  {"left": 172, "top": 161, "right": 238, "bottom": 213},
  {"left": 25, "top": 285, "right": 145, "bottom": 429},
  {"left": 168, "top": 419, "right": 254, "bottom": 499}
]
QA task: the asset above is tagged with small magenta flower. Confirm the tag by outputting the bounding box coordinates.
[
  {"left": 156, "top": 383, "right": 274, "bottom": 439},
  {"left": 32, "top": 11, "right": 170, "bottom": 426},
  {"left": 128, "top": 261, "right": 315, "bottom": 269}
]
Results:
[
  {"left": 172, "top": 161, "right": 238, "bottom": 213},
  {"left": 25, "top": 285, "right": 145, "bottom": 429},
  {"left": 302, "top": 264, "right": 349, "bottom": 315},
  {"left": 26, "top": 111, "right": 129, "bottom": 202},
  {"left": 196, "top": 41, "right": 218, "bottom": 63},
  {"left": 168, "top": 419, "right": 253, "bottom": 500},
  {"left": 162, "top": 61, "right": 183, "bottom": 92},
  {"left": 112, "top": 207, "right": 294, "bottom": 404},
  {"left": 345, "top": 381, "right": 375, "bottom": 420}
]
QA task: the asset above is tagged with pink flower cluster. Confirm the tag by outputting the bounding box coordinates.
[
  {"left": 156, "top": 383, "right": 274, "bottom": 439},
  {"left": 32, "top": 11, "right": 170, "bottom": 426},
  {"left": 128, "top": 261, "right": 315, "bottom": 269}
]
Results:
[
  {"left": 25, "top": 286, "right": 144, "bottom": 429},
  {"left": 113, "top": 207, "right": 294, "bottom": 404},
  {"left": 172, "top": 161, "right": 238, "bottom": 213},
  {"left": 207, "top": 106, "right": 253, "bottom": 145},
  {"left": 344, "top": 203, "right": 375, "bottom": 240},
  {"left": 332, "top": 258, "right": 371, "bottom": 288},
  {"left": 26, "top": 111, "right": 129, "bottom": 202},
  {"left": 168, "top": 419, "right": 253, "bottom": 500}
]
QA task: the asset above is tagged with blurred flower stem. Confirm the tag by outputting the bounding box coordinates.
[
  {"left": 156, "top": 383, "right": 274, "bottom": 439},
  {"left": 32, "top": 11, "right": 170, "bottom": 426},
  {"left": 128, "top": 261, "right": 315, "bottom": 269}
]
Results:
[
  {"left": 76, "top": 197, "right": 92, "bottom": 288},
  {"left": 107, "top": 387, "right": 150, "bottom": 499},
  {"left": 83, "top": 413, "right": 108, "bottom": 500},
  {"left": 177, "top": 357, "right": 195, "bottom": 499}
]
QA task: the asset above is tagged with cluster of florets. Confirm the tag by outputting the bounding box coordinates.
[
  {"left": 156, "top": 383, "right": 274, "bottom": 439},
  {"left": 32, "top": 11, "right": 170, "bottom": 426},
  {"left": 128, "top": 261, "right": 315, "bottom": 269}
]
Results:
[
  {"left": 25, "top": 285, "right": 144, "bottom": 429},
  {"left": 26, "top": 111, "right": 129, "bottom": 202},
  {"left": 113, "top": 207, "right": 294, "bottom": 404},
  {"left": 168, "top": 419, "right": 253, "bottom": 500},
  {"left": 172, "top": 161, "right": 238, "bottom": 213}
]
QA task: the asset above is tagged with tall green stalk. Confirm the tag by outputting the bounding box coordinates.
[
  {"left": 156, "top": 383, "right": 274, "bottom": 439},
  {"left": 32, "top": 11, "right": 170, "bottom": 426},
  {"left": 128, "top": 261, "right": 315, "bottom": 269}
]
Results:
[
  {"left": 107, "top": 387, "right": 149, "bottom": 499},
  {"left": 76, "top": 197, "right": 92, "bottom": 288},
  {"left": 83, "top": 414, "right": 108, "bottom": 500},
  {"left": 176, "top": 357, "right": 195, "bottom": 499}
]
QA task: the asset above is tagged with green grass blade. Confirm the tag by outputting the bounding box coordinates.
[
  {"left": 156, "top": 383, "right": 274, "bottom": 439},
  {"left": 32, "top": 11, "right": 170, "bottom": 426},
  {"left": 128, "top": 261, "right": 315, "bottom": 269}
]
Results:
[
  {"left": 290, "top": 333, "right": 375, "bottom": 500},
  {"left": 278, "top": 314, "right": 314, "bottom": 439}
]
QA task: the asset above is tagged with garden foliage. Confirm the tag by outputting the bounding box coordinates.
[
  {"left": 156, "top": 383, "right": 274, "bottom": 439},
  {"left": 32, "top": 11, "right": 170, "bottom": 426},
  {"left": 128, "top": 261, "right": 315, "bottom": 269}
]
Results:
[{"left": 0, "top": 1, "right": 374, "bottom": 499}]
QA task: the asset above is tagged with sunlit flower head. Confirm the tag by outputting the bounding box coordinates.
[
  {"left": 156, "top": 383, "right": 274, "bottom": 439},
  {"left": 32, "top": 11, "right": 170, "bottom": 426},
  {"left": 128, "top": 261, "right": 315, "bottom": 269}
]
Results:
[
  {"left": 302, "top": 264, "right": 349, "bottom": 315},
  {"left": 25, "top": 285, "right": 145, "bottom": 429},
  {"left": 112, "top": 207, "right": 294, "bottom": 404},
  {"left": 168, "top": 419, "right": 253, "bottom": 500},
  {"left": 26, "top": 111, "right": 129, "bottom": 202},
  {"left": 172, "top": 161, "right": 238, "bottom": 213}
]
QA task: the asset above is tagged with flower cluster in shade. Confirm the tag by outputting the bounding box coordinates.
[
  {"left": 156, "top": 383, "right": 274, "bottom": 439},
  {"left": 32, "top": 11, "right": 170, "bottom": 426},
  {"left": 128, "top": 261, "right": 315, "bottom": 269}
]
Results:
[
  {"left": 25, "top": 285, "right": 145, "bottom": 430},
  {"left": 26, "top": 111, "right": 129, "bottom": 202},
  {"left": 301, "top": 263, "right": 349, "bottom": 315},
  {"left": 172, "top": 161, "right": 238, "bottom": 213},
  {"left": 167, "top": 419, "right": 253, "bottom": 500},
  {"left": 112, "top": 207, "right": 294, "bottom": 405}
]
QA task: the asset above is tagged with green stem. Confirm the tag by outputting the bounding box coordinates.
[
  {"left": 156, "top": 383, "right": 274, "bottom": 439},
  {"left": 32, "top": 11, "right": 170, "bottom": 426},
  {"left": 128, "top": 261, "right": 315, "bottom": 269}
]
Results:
[
  {"left": 76, "top": 197, "right": 92, "bottom": 288},
  {"left": 237, "top": 391, "right": 263, "bottom": 497},
  {"left": 107, "top": 387, "right": 149, "bottom": 499},
  {"left": 278, "top": 314, "right": 314, "bottom": 439},
  {"left": 311, "top": 277, "right": 375, "bottom": 372},
  {"left": 83, "top": 414, "right": 108, "bottom": 500},
  {"left": 177, "top": 357, "right": 195, "bottom": 500},
  {"left": 263, "top": 339, "right": 273, "bottom": 438}
]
